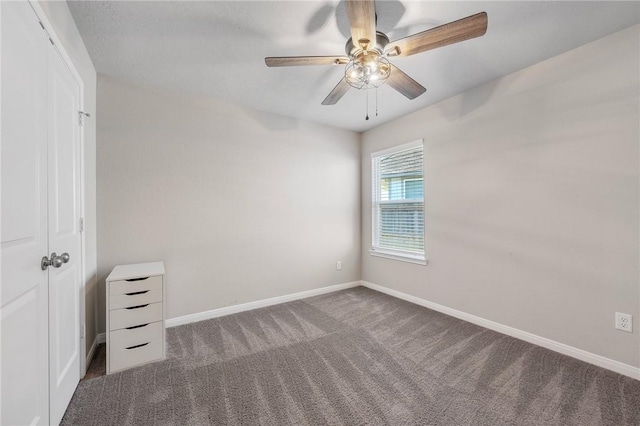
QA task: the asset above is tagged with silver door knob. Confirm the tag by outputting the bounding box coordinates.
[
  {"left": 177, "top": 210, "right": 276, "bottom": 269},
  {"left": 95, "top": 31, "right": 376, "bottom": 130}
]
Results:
[
  {"left": 41, "top": 255, "right": 51, "bottom": 270},
  {"left": 41, "top": 252, "right": 70, "bottom": 270},
  {"left": 51, "top": 253, "right": 63, "bottom": 268}
]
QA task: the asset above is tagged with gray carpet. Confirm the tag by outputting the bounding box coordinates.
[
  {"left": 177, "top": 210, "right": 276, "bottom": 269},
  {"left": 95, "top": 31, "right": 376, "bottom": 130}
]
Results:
[
  {"left": 82, "top": 343, "right": 106, "bottom": 380},
  {"left": 62, "top": 287, "right": 640, "bottom": 425}
]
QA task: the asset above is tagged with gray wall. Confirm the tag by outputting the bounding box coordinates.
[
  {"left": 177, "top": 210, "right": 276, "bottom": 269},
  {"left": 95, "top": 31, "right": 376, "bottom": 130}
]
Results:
[
  {"left": 38, "top": 1, "right": 98, "bottom": 357},
  {"left": 361, "top": 25, "right": 639, "bottom": 367},
  {"left": 96, "top": 76, "right": 361, "bottom": 332}
]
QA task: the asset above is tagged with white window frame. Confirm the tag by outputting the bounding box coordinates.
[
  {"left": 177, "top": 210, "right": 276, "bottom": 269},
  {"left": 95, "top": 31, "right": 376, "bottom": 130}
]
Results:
[{"left": 370, "top": 139, "right": 427, "bottom": 265}]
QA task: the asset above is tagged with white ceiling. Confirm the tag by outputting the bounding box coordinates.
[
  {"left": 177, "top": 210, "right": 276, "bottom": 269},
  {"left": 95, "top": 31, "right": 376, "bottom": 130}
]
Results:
[{"left": 67, "top": 1, "right": 640, "bottom": 132}]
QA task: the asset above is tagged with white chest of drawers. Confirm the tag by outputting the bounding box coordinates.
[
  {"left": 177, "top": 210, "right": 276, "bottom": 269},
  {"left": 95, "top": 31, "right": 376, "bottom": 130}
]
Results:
[{"left": 106, "top": 262, "right": 166, "bottom": 374}]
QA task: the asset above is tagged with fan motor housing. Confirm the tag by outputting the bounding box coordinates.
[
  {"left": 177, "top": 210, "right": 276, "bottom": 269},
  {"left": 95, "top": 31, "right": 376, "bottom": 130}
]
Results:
[{"left": 345, "top": 31, "right": 390, "bottom": 58}]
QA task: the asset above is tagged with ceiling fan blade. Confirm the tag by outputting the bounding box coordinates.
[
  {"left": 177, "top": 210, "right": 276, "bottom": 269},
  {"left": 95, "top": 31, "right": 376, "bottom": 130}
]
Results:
[
  {"left": 345, "top": 0, "right": 376, "bottom": 50},
  {"left": 386, "top": 12, "right": 487, "bottom": 57},
  {"left": 387, "top": 64, "right": 426, "bottom": 100},
  {"left": 322, "top": 78, "right": 351, "bottom": 105},
  {"left": 265, "top": 56, "right": 349, "bottom": 67}
]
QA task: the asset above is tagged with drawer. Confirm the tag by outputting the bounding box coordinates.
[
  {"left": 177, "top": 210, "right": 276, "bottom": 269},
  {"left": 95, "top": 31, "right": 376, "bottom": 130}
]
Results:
[
  {"left": 109, "top": 339, "right": 163, "bottom": 373},
  {"left": 109, "top": 275, "right": 162, "bottom": 296},
  {"left": 110, "top": 321, "right": 163, "bottom": 349},
  {"left": 110, "top": 288, "right": 162, "bottom": 310},
  {"left": 110, "top": 302, "right": 163, "bottom": 331}
]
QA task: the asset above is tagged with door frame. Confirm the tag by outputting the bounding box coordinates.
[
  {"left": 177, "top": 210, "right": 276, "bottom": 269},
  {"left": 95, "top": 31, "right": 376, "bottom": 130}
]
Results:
[{"left": 28, "top": 1, "right": 89, "bottom": 377}]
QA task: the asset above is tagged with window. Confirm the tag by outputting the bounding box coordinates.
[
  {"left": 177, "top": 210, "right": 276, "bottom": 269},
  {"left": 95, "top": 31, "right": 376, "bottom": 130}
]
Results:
[
  {"left": 403, "top": 178, "right": 423, "bottom": 199},
  {"left": 371, "top": 140, "right": 426, "bottom": 264}
]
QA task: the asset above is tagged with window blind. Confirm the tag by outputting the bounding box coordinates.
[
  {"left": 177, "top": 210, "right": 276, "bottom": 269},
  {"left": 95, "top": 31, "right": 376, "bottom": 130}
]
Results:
[{"left": 371, "top": 141, "right": 425, "bottom": 261}]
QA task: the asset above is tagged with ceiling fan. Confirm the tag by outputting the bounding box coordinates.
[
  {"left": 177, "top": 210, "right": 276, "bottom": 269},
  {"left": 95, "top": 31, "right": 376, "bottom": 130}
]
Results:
[{"left": 265, "top": 0, "right": 488, "bottom": 106}]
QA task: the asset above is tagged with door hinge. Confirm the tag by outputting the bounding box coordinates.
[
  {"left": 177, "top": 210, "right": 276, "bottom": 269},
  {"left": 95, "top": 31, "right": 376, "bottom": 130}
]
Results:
[
  {"left": 39, "top": 21, "right": 54, "bottom": 45},
  {"left": 81, "top": 323, "right": 86, "bottom": 339},
  {"left": 79, "top": 218, "right": 85, "bottom": 233},
  {"left": 78, "top": 111, "right": 91, "bottom": 127}
]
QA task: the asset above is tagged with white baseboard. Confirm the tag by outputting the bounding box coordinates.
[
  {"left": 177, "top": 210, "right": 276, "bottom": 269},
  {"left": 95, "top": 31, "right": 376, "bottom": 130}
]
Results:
[
  {"left": 85, "top": 337, "right": 98, "bottom": 373},
  {"left": 361, "top": 281, "right": 640, "bottom": 381},
  {"left": 85, "top": 332, "right": 106, "bottom": 374},
  {"left": 165, "top": 281, "right": 361, "bottom": 328}
]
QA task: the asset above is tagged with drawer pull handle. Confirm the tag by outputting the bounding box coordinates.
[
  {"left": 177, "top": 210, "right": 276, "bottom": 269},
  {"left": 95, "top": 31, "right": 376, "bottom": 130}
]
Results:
[
  {"left": 125, "top": 277, "right": 149, "bottom": 282},
  {"left": 125, "top": 342, "right": 149, "bottom": 350},
  {"left": 126, "top": 323, "right": 149, "bottom": 330},
  {"left": 126, "top": 304, "right": 149, "bottom": 310},
  {"left": 125, "top": 290, "right": 149, "bottom": 296}
]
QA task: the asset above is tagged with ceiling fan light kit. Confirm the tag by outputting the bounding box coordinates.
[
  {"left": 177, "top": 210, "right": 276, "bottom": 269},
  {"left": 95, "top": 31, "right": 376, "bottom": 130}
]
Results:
[
  {"left": 343, "top": 31, "right": 391, "bottom": 90},
  {"left": 345, "top": 55, "right": 390, "bottom": 89},
  {"left": 265, "top": 0, "right": 488, "bottom": 111}
]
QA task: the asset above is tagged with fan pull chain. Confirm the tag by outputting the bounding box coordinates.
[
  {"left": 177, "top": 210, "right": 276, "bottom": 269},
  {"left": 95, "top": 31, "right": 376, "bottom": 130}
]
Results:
[
  {"left": 365, "top": 89, "right": 369, "bottom": 121},
  {"left": 376, "top": 87, "right": 379, "bottom": 117}
]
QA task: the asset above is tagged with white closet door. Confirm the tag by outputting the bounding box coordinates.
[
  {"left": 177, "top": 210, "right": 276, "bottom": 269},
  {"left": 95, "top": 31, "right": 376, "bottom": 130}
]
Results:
[
  {"left": 1, "top": 2, "right": 50, "bottom": 425},
  {"left": 47, "top": 40, "right": 83, "bottom": 426}
]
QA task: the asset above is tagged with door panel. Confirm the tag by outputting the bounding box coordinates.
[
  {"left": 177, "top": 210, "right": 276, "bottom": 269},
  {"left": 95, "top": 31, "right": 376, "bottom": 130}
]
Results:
[
  {"left": 53, "top": 267, "right": 78, "bottom": 382},
  {"left": 0, "top": 2, "right": 50, "bottom": 425},
  {"left": 50, "top": 57, "right": 78, "bottom": 234},
  {"left": 47, "top": 42, "right": 82, "bottom": 426},
  {"left": 1, "top": 291, "right": 47, "bottom": 425}
]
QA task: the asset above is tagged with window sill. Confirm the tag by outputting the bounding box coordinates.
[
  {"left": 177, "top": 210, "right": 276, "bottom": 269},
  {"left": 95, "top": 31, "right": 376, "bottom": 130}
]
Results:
[{"left": 369, "top": 250, "right": 428, "bottom": 265}]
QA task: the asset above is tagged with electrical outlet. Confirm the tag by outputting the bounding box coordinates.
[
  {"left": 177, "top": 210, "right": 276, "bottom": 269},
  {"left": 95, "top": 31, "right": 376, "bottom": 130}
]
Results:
[
  {"left": 336, "top": 261, "right": 342, "bottom": 271},
  {"left": 615, "top": 312, "right": 632, "bottom": 333}
]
